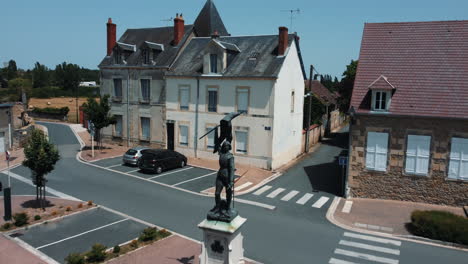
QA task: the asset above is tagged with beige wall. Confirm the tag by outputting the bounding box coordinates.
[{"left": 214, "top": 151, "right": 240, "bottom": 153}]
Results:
[{"left": 349, "top": 114, "right": 468, "bottom": 206}]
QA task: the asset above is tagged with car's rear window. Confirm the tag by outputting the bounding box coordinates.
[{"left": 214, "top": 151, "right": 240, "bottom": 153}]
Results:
[{"left": 126, "top": 149, "right": 137, "bottom": 155}]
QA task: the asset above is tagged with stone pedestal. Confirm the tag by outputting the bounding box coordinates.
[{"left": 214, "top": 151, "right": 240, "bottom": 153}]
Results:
[{"left": 198, "top": 216, "right": 246, "bottom": 264}]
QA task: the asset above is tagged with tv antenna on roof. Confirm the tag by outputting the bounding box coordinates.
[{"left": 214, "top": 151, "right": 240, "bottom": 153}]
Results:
[
  {"left": 161, "top": 17, "right": 173, "bottom": 26},
  {"left": 281, "top": 8, "right": 300, "bottom": 31}
]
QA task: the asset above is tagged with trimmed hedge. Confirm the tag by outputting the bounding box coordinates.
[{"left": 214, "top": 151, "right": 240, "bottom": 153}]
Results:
[
  {"left": 32, "top": 106, "right": 70, "bottom": 116},
  {"left": 410, "top": 210, "right": 468, "bottom": 245}
]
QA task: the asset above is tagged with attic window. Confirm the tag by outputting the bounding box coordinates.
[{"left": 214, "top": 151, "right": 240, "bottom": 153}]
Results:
[
  {"left": 142, "top": 49, "right": 150, "bottom": 64},
  {"left": 248, "top": 52, "right": 259, "bottom": 61},
  {"left": 368, "top": 75, "right": 395, "bottom": 112},
  {"left": 210, "top": 54, "right": 218, "bottom": 73}
]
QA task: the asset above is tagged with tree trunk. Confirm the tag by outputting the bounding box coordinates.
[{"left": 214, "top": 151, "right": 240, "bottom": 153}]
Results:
[{"left": 36, "top": 185, "right": 39, "bottom": 208}]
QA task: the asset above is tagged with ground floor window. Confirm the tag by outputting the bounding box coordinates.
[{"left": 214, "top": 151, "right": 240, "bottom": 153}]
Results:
[
  {"left": 365, "top": 132, "right": 388, "bottom": 171},
  {"left": 448, "top": 137, "right": 468, "bottom": 180},
  {"left": 140, "top": 117, "right": 151, "bottom": 141},
  {"left": 179, "top": 125, "right": 189, "bottom": 146},
  {"left": 114, "top": 115, "right": 123, "bottom": 137},
  {"left": 405, "top": 135, "right": 431, "bottom": 175},
  {"left": 235, "top": 131, "right": 248, "bottom": 154},
  {"left": 206, "top": 126, "right": 215, "bottom": 150}
]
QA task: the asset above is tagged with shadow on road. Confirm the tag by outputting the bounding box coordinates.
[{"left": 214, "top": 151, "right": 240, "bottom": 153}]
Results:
[{"left": 303, "top": 130, "right": 349, "bottom": 197}]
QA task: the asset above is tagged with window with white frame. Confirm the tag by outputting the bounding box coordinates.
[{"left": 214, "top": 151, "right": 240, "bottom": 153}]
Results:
[
  {"left": 140, "top": 117, "right": 150, "bottom": 140},
  {"left": 206, "top": 126, "right": 215, "bottom": 149},
  {"left": 207, "top": 88, "right": 217, "bottom": 112},
  {"left": 291, "top": 91, "right": 295, "bottom": 113},
  {"left": 405, "top": 135, "right": 431, "bottom": 175},
  {"left": 237, "top": 88, "right": 249, "bottom": 113},
  {"left": 235, "top": 131, "right": 248, "bottom": 154},
  {"left": 448, "top": 137, "right": 468, "bottom": 180},
  {"left": 140, "top": 79, "right": 151, "bottom": 102},
  {"left": 210, "top": 54, "right": 218, "bottom": 73},
  {"left": 372, "top": 90, "right": 390, "bottom": 111},
  {"left": 114, "top": 115, "right": 123, "bottom": 137},
  {"left": 113, "top": 79, "right": 122, "bottom": 98},
  {"left": 179, "top": 86, "right": 189, "bottom": 110},
  {"left": 366, "top": 132, "right": 389, "bottom": 171},
  {"left": 179, "top": 125, "right": 189, "bottom": 146}
]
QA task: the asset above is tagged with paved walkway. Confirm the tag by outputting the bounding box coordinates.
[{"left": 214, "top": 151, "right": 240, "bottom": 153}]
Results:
[{"left": 0, "top": 234, "right": 48, "bottom": 264}]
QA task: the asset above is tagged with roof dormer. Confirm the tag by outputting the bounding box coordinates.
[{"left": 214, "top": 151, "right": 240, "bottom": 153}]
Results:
[
  {"left": 113, "top": 42, "right": 136, "bottom": 65},
  {"left": 368, "top": 75, "right": 396, "bottom": 112},
  {"left": 202, "top": 35, "right": 240, "bottom": 75},
  {"left": 140, "top": 41, "right": 165, "bottom": 65}
]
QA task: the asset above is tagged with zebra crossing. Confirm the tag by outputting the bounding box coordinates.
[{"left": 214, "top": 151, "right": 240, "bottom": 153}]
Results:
[
  {"left": 252, "top": 185, "right": 331, "bottom": 208},
  {"left": 329, "top": 232, "right": 402, "bottom": 264}
]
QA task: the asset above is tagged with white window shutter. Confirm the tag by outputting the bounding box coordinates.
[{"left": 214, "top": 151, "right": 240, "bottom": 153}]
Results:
[
  {"left": 237, "top": 90, "right": 248, "bottom": 112},
  {"left": 406, "top": 135, "right": 431, "bottom": 175},
  {"left": 180, "top": 88, "right": 189, "bottom": 108},
  {"left": 449, "top": 138, "right": 468, "bottom": 180},
  {"left": 366, "top": 132, "right": 388, "bottom": 171}
]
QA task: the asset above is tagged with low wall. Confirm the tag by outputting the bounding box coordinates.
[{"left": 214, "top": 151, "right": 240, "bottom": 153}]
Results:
[{"left": 27, "top": 111, "right": 68, "bottom": 122}]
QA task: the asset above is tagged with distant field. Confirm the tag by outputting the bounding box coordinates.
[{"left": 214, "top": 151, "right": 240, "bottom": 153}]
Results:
[{"left": 29, "top": 97, "right": 99, "bottom": 123}]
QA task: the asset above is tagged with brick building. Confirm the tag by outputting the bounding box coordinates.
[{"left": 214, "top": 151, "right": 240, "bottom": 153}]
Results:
[{"left": 347, "top": 21, "right": 468, "bottom": 206}]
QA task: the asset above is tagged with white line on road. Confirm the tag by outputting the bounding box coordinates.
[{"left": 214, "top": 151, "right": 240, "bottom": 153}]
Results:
[
  {"left": 107, "top": 164, "right": 122, "bottom": 169},
  {"left": 148, "top": 167, "right": 193, "bottom": 180},
  {"left": 312, "top": 196, "right": 330, "bottom": 208},
  {"left": 334, "top": 248, "right": 399, "bottom": 264},
  {"left": 253, "top": 185, "right": 272, "bottom": 196},
  {"left": 235, "top": 182, "right": 252, "bottom": 191},
  {"left": 127, "top": 169, "right": 140, "bottom": 173},
  {"left": 329, "top": 258, "right": 359, "bottom": 264},
  {"left": 172, "top": 172, "right": 217, "bottom": 187},
  {"left": 342, "top": 201, "right": 353, "bottom": 213},
  {"left": 343, "top": 232, "right": 402, "bottom": 247},
  {"left": 2, "top": 171, "right": 80, "bottom": 201},
  {"left": 296, "top": 193, "right": 313, "bottom": 205},
  {"left": 339, "top": 240, "right": 400, "bottom": 255},
  {"left": 266, "top": 188, "right": 285, "bottom": 198},
  {"left": 36, "top": 218, "right": 129, "bottom": 250},
  {"left": 280, "top": 190, "right": 299, "bottom": 201}
]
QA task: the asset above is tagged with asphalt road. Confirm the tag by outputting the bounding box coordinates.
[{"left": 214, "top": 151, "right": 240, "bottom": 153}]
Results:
[{"left": 8, "top": 122, "right": 466, "bottom": 264}]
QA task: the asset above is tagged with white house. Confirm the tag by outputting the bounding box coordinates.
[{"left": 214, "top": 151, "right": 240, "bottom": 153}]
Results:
[{"left": 165, "top": 27, "right": 306, "bottom": 170}]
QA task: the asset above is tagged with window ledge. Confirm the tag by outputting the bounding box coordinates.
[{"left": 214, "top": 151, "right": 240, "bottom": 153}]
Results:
[
  {"left": 112, "top": 97, "right": 122, "bottom": 102},
  {"left": 445, "top": 177, "right": 468, "bottom": 183},
  {"left": 369, "top": 110, "right": 390, "bottom": 114},
  {"left": 403, "top": 172, "right": 429, "bottom": 178},
  {"left": 202, "top": 73, "right": 223, "bottom": 77},
  {"left": 364, "top": 168, "right": 387, "bottom": 173},
  {"left": 139, "top": 138, "right": 151, "bottom": 142},
  {"left": 139, "top": 100, "right": 151, "bottom": 104}
]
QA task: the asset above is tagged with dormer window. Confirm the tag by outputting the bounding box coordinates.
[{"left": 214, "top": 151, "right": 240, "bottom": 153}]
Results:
[
  {"left": 114, "top": 42, "right": 136, "bottom": 65},
  {"left": 368, "top": 75, "right": 396, "bottom": 112},
  {"left": 142, "top": 49, "right": 150, "bottom": 65},
  {"left": 210, "top": 54, "right": 218, "bottom": 73},
  {"left": 141, "top": 41, "right": 164, "bottom": 65}
]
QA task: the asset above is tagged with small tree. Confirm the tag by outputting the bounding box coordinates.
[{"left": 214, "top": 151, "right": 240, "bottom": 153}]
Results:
[
  {"left": 23, "top": 129, "right": 60, "bottom": 209},
  {"left": 81, "top": 95, "right": 116, "bottom": 150}
]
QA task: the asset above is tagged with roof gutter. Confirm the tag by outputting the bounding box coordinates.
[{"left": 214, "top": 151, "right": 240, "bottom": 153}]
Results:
[{"left": 354, "top": 111, "right": 468, "bottom": 122}]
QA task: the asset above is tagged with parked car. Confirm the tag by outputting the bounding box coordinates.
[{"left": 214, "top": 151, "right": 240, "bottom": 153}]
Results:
[
  {"left": 137, "top": 149, "right": 187, "bottom": 174},
  {"left": 122, "top": 147, "right": 150, "bottom": 166}
]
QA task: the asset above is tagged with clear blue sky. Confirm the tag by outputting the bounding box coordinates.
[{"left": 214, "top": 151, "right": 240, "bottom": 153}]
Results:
[{"left": 1, "top": 0, "right": 466, "bottom": 79}]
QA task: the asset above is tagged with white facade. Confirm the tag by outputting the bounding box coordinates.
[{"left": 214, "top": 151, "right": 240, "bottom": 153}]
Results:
[{"left": 166, "top": 41, "right": 304, "bottom": 170}]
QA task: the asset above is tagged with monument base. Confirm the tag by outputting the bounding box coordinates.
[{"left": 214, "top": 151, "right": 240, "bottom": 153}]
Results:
[{"left": 198, "top": 215, "right": 246, "bottom": 264}]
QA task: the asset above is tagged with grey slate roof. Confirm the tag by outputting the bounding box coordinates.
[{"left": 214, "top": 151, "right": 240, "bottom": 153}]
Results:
[
  {"left": 99, "top": 25, "right": 193, "bottom": 68},
  {"left": 193, "top": 0, "right": 229, "bottom": 37},
  {"left": 166, "top": 35, "right": 300, "bottom": 78}
]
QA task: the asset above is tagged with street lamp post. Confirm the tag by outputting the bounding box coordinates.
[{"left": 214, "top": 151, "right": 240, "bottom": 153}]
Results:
[{"left": 304, "top": 65, "right": 314, "bottom": 153}]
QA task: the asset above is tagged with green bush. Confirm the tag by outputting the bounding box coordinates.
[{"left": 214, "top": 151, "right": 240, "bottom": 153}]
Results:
[
  {"left": 139, "top": 227, "right": 158, "bottom": 242},
  {"left": 65, "top": 253, "right": 85, "bottom": 264},
  {"left": 86, "top": 243, "right": 107, "bottom": 263},
  {"left": 410, "top": 210, "right": 468, "bottom": 245},
  {"left": 32, "top": 106, "right": 70, "bottom": 116},
  {"left": 13, "top": 212, "right": 29, "bottom": 227},
  {"left": 2, "top": 222, "right": 11, "bottom": 230},
  {"left": 158, "top": 229, "right": 172, "bottom": 239},
  {"left": 113, "top": 245, "right": 121, "bottom": 254},
  {"left": 34, "top": 215, "right": 41, "bottom": 221},
  {"left": 129, "top": 239, "right": 139, "bottom": 249}
]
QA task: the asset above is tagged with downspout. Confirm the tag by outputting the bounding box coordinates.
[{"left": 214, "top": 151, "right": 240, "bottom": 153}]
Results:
[
  {"left": 127, "top": 69, "right": 130, "bottom": 147},
  {"left": 194, "top": 76, "right": 200, "bottom": 158}
]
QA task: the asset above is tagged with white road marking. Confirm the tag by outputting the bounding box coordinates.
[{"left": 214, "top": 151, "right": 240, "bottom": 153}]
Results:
[
  {"left": 368, "top": 224, "right": 380, "bottom": 230},
  {"left": 253, "top": 185, "right": 272, "bottom": 196},
  {"left": 172, "top": 172, "right": 217, "bottom": 187},
  {"left": 107, "top": 164, "right": 122, "bottom": 168},
  {"left": 148, "top": 167, "right": 193, "bottom": 180},
  {"left": 342, "top": 201, "right": 353, "bottom": 213},
  {"left": 296, "top": 193, "right": 314, "bottom": 205},
  {"left": 235, "top": 182, "right": 253, "bottom": 191},
  {"left": 36, "top": 218, "right": 129, "bottom": 250},
  {"left": 354, "top": 223, "right": 367, "bottom": 228},
  {"left": 339, "top": 240, "right": 400, "bottom": 255},
  {"left": 266, "top": 188, "right": 285, "bottom": 198},
  {"left": 381, "top": 227, "right": 394, "bottom": 232},
  {"left": 334, "top": 248, "right": 399, "bottom": 264},
  {"left": 329, "top": 258, "right": 359, "bottom": 264},
  {"left": 128, "top": 169, "right": 140, "bottom": 173},
  {"left": 280, "top": 190, "right": 299, "bottom": 201},
  {"left": 2, "top": 171, "right": 80, "bottom": 201},
  {"left": 312, "top": 196, "right": 330, "bottom": 208},
  {"left": 343, "top": 232, "right": 402, "bottom": 247}
]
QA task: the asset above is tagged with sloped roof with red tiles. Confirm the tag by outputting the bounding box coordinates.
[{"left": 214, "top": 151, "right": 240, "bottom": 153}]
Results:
[
  {"left": 368, "top": 75, "right": 396, "bottom": 91},
  {"left": 305, "top": 80, "right": 337, "bottom": 105},
  {"left": 350, "top": 20, "right": 468, "bottom": 119}
]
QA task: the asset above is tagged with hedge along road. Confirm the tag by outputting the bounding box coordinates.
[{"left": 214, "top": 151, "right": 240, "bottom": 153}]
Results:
[
  {"left": 10, "top": 207, "right": 147, "bottom": 263},
  {"left": 20, "top": 122, "right": 468, "bottom": 264}
]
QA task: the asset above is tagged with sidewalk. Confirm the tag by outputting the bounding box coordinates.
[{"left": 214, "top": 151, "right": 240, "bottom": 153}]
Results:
[
  {"left": 333, "top": 197, "right": 466, "bottom": 236},
  {"left": 0, "top": 148, "right": 24, "bottom": 171},
  {"left": 0, "top": 235, "right": 48, "bottom": 264}
]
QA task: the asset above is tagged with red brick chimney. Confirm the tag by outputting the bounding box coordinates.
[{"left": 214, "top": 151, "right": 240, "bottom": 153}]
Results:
[
  {"left": 106, "top": 18, "right": 116, "bottom": 56},
  {"left": 278, "top": 26, "right": 288, "bottom": 56},
  {"left": 173, "top": 13, "right": 185, "bottom": 46}
]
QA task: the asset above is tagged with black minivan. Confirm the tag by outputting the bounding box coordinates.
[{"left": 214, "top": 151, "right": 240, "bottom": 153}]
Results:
[{"left": 137, "top": 149, "right": 187, "bottom": 174}]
